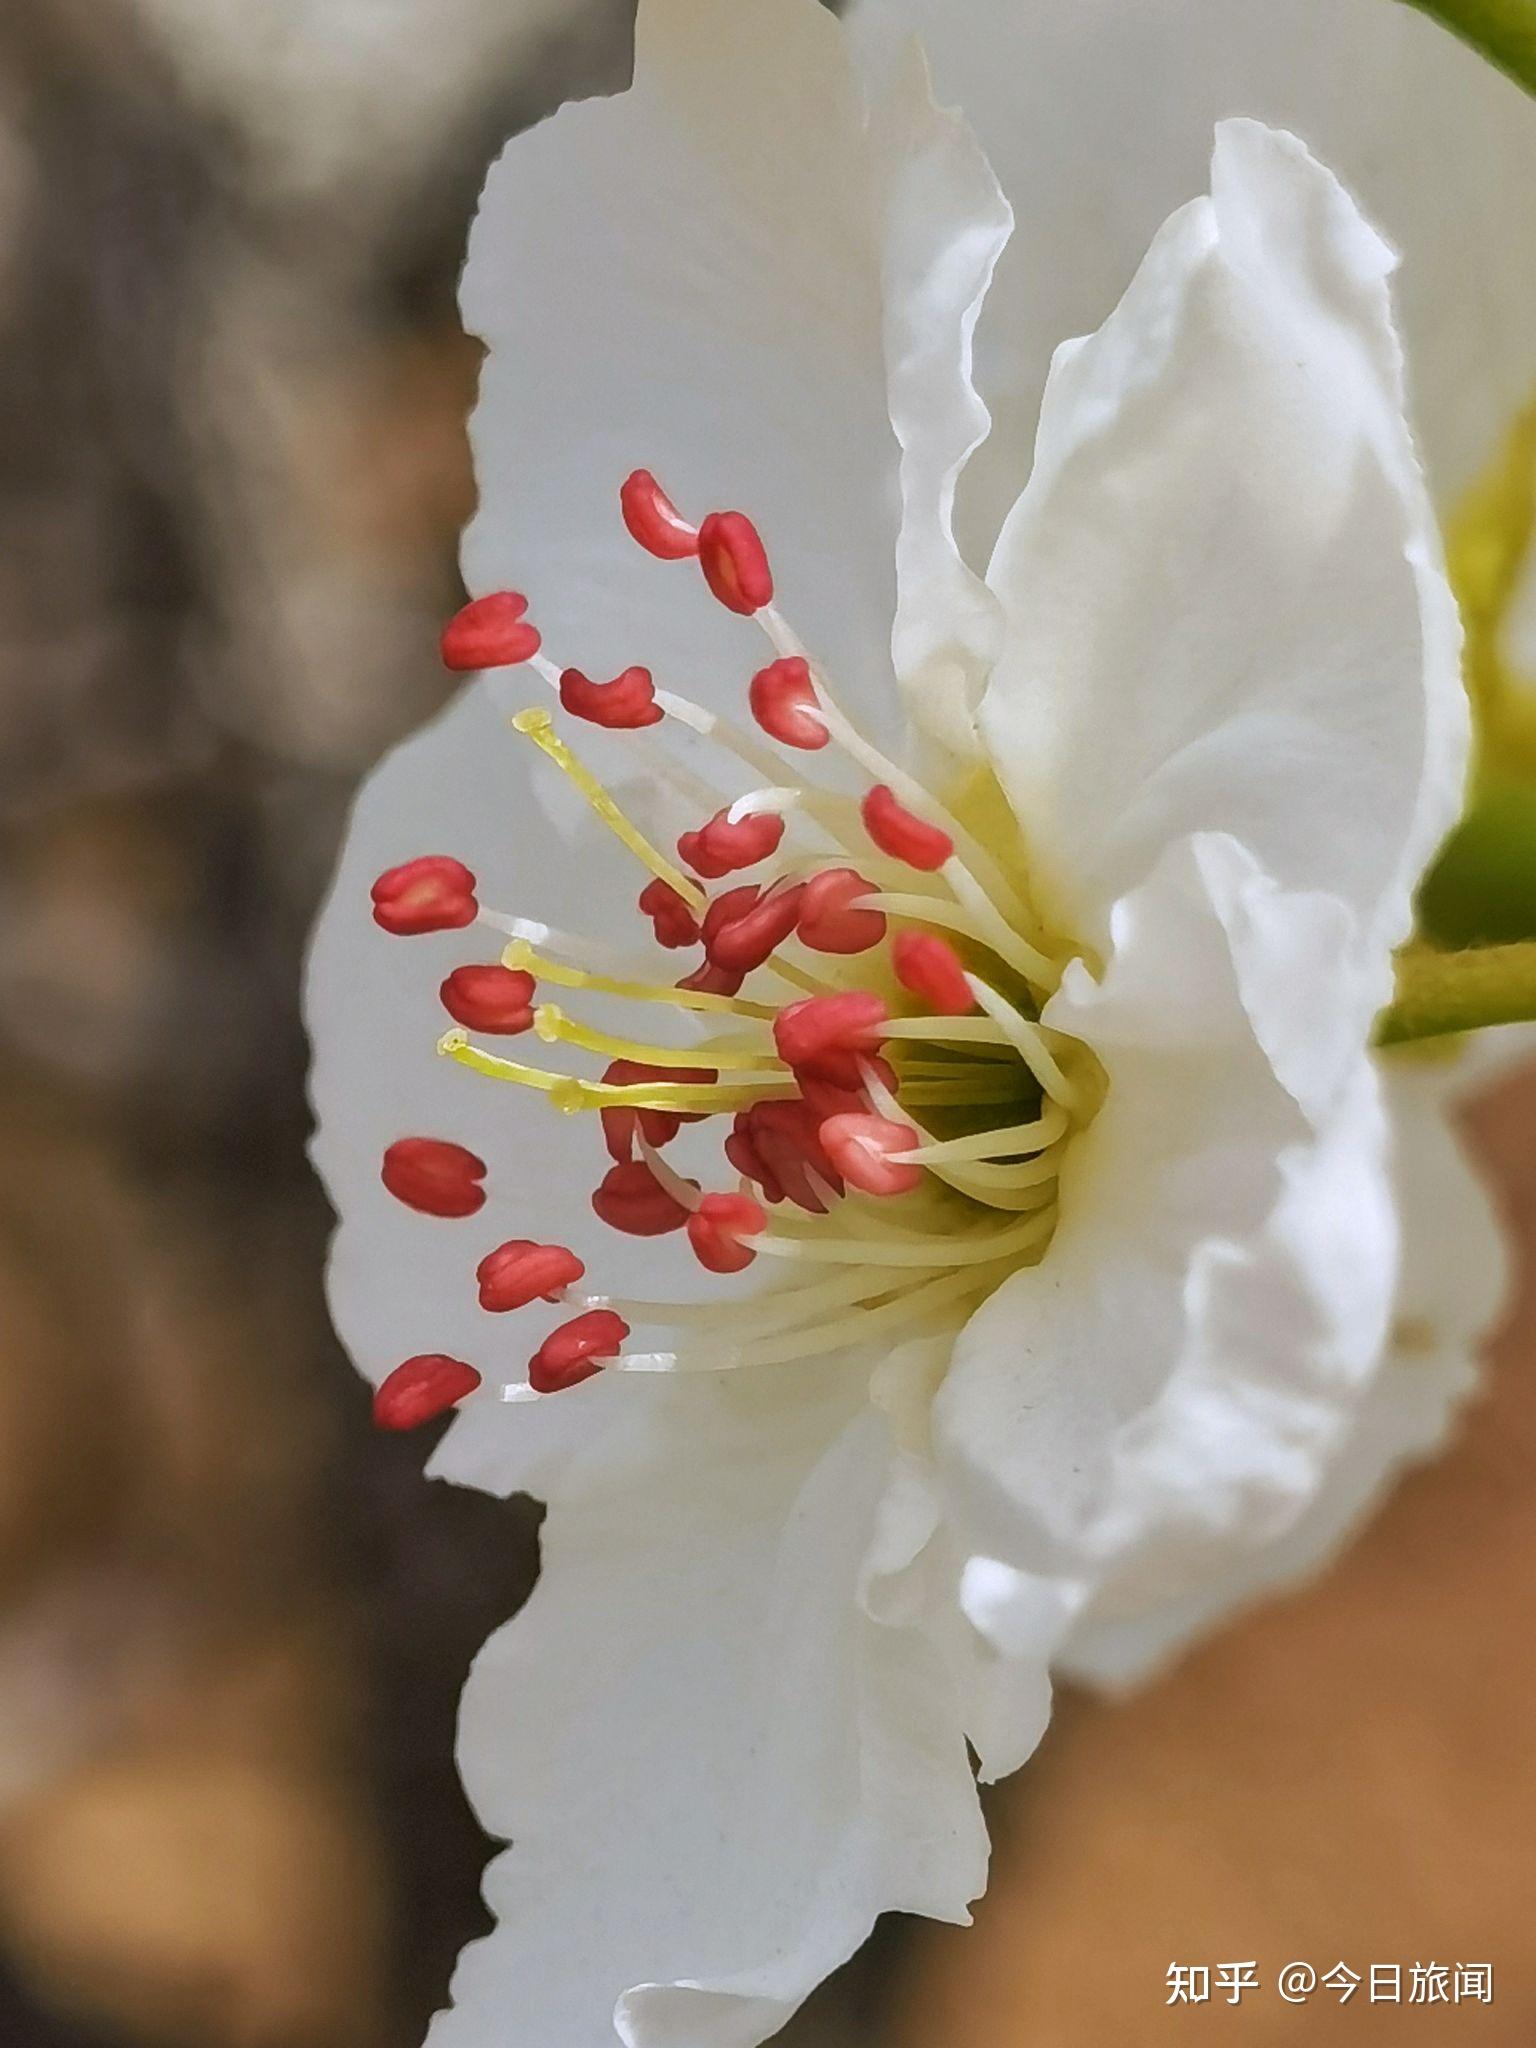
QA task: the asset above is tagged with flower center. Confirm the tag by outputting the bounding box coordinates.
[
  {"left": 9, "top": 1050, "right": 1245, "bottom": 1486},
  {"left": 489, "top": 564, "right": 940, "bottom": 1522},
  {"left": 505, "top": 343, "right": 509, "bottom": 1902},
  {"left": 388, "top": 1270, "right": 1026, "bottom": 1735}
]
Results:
[{"left": 369, "top": 472, "right": 1096, "bottom": 1426}]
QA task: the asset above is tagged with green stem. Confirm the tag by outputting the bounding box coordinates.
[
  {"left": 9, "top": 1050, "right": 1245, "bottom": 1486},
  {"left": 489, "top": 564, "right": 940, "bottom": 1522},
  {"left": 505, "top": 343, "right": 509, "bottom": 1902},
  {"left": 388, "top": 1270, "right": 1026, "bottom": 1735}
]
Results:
[
  {"left": 1396, "top": 0, "right": 1536, "bottom": 96},
  {"left": 1377, "top": 940, "right": 1536, "bottom": 1045}
]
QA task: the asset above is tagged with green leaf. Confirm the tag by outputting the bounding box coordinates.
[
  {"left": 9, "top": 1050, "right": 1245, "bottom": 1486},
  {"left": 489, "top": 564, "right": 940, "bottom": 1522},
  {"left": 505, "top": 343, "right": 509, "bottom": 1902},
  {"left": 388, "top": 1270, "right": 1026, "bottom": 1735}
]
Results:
[{"left": 1398, "top": 0, "right": 1536, "bottom": 95}]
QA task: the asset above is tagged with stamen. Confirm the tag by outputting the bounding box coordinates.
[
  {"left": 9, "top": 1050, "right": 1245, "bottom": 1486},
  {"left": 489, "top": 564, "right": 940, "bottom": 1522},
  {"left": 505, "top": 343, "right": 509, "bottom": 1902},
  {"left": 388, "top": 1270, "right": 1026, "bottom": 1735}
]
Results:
[
  {"left": 749, "top": 656, "right": 828, "bottom": 750},
  {"left": 796, "top": 868, "right": 886, "bottom": 956},
  {"left": 599, "top": 1060, "right": 713, "bottom": 1163},
  {"left": 857, "top": 890, "right": 1052, "bottom": 986},
  {"left": 438, "top": 1028, "right": 569, "bottom": 1094},
  {"left": 687, "top": 1191, "right": 767, "bottom": 1274},
  {"left": 381, "top": 1136, "right": 487, "bottom": 1218},
  {"left": 861, "top": 784, "right": 954, "bottom": 872},
  {"left": 818, "top": 1114, "right": 924, "bottom": 1197},
  {"left": 892, "top": 930, "right": 974, "bottom": 1014},
  {"left": 529, "top": 1309, "right": 630, "bottom": 1393},
  {"left": 773, "top": 991, "right": 889, "bottom": 1083},
  {"left": 592, "top": 1161, "right": 694, "bottom": 1235},
  {"left": 441, "top": 591, "right": 541, "bottom": 670},
  {"left": 501, "top": 938, "right": 776, "bottom": 1020},
  {"left": 679, "top": 806, "right": 786, "bottom": 877},
  {"left": 678, "top": 1265, "right": 1000, "bottom": 1370},
  {"left": 621, "top": 471, "right": 700, "bottom": 560},
  {"left": 897, "top": 1106, "right": 1068, "bottom": 1165},
  {"left": 532, "top": 1002, "right": 770, "bottom": 1073},
  {"left": 372, "top": 856, "right": 478, "bottom": 935},
  {"left": 637, "top": 878, "right": 702, "bottom": 950},
  {"left": 439, "top": 963, "right": 536, "bottom": 1034},
  {"left": 374, "top": 1354, "right": 482, "bottom": 1428},
  {"left": 704, "top": 882, "right": 806, "bottom": 976},
  {"left": 965, "top": 975, "right": 1080, "bottom": 1108},
  {"left": 747, "top": 1209, "right": 1056, "bottom": 1267},
  {"left": 558, "top": 665, "right": 664, "bottom": 729},
  {"left": 511, "top": 706, "right": 706, "bottom": 912},
  {"left": 698, "top": 511, "right": 773, "bottom": 615},
  {"left": 477, "top": 1240, "right": 586, "bottom": 1311}
]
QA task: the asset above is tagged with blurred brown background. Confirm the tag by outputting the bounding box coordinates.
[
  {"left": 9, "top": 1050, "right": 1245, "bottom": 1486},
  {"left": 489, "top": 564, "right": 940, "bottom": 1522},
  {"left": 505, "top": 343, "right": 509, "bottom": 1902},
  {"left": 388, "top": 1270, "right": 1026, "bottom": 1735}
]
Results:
[{"left": 0, "top": 3, "right": 1531, "bottom": 2046}]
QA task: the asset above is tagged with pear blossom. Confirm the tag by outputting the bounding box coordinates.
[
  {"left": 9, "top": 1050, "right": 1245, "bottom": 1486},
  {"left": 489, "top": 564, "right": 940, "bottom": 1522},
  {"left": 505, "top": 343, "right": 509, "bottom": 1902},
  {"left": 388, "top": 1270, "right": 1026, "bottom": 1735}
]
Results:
[{"left": 307, "top": 0, "right": 1473, "bottom": 2040}]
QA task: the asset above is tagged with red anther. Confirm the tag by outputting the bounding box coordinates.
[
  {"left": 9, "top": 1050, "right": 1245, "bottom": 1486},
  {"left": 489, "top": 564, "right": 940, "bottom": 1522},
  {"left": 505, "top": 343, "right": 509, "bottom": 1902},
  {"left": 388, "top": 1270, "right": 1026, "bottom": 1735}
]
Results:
[
  {"left": 892, "top": 930, "right": 975, "bottom": 1015},
  {"left": 374, "top": 1354, "right": 482, "bottom": 1430},
  {"left": 559, "top": 664, "right": 664, "bottom": 729},
  {"left": 819, "top": 1113, "right": 924, "bottom": 1197},
  {"left": 440, "top": 963, "right": 535, "bottom": 1034},
  {"left": 677, "top": 958, "right": 745, "bottom": 997},
  {"left": 701, "top": 883, "right": 761, "bottom": 952},
  {"left": 796, "top": 867, "right": 885, "bottom": 956},
  {"left": 726, "top": 1101, "right": 843, "bottom": 1213},
  {"left": 381, "top": 1137, "right": 487, "bottom": 1218},
  {"left": 638, "top": 877, "right": 701, "bottom": 950},
  {"left": 599, "top": 1059, "right": 713, "bottom": 1164},
  {"left": 678, "top": 806, "right": 786, "bottom": 879},
  {"left": 441, "top": 592, "right": 541, "bottom": 670},
  {"left": 620, "top": 470, "right": 700, "bottom": 560},
  {"left": 698, "top": 511, "right": 773, "bottom": 615},
  {"left": 529, "top": 1309, "right": 629, "bottom": 1394},
  {"left": 773, "top": 991, "right": 890, "bottom": 1080},
  {"left": 371, "top": 855, "right": 478, "bottom": 935},
  {"left": 796, "top": 1059, "right": 898, "bottom": 1119},
  {"left": 749, "top": 656, "right": 827, "bottom": 750},
  {"left": 591, "top": 1159, "right": 695, "bottom": 1236},
  {"left": 476, "top": 1239, "right": 586, "bottom": 1312},
  {"left": 707, "top": 881, "right": 804, "bottom": 976},
  {"left": 687, "top": 1191, "right": 766, "bottom": 1274},
  {"left": 861, "top": 785, "right": 954, "bottom": 872}
]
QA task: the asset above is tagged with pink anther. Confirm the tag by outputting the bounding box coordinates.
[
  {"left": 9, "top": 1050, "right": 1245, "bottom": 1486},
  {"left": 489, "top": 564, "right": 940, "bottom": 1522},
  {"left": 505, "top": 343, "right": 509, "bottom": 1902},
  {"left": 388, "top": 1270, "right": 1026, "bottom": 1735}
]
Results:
[
  {"left": 439, "top": 963, "right": 536, "bottom": 1034},
  {"left": 796, "top": 868, "right": 885, "bottom": 956},
  {"left": 440, "top": 592, "right": 541, "bottom": 670},
  {"left": 558, "top": 664, "right": 664, "bottom": 729},
  {"left": 476, "top": 1239, "right": 586, "bottom": 1312},
  {"left": 749, "top": 656, "right": 827, "bottom": 750},
  {"left": 687, "top": 1191, "right": 766, "bottom": 1274},
  {"left": 381, "top": 1137, "right": 487, "bottom": 1218},
  {"left": 818, "top": 1113, "right": 924, "bottom": 1197},
  {"left": 620, "top": 470, "right": 700, "bottom": 560},
  {"left": 529, "top": 1310, "right": 629, "bottom": 1393},
  {"left": 698, "top": 511, "right": 773, "bottom": 615},
  {"left": 892, "top": 930, "right": 976, "bottom": 1014},
  {"left": 373, "top": 1354, "right": 482, "bottom": 1430},
  {"left": 371, "top": 855, "right": 478, "bottom": 935},
  {"left": 861, "top": 784, "right": 953, "bottom": 871}
]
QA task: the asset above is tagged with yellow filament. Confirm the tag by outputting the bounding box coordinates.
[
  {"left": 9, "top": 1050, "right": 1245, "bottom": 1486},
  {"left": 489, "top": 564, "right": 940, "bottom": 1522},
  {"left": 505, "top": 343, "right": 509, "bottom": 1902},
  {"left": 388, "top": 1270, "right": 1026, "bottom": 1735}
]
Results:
[
  {"left": 747, "top": 1208, "right": 1055, "bottom": 1267},
  {"left": 533, "top": 1003, "right": 779, "bottom": 1072},
  {"left": 502, "top": 938, "right": 777, "bottom": 1020},
  {"left": 901, "top": 1105, "right": 1069, "bottom": 1163},
  {"left": 965, "top": 976, "right": 1079, "bottom": 1107},
  {"left": 550, "top": 1073, "right": 800, "bottom": 1115},
  {"left": 436, "top": 1029, "right": 562, "bottom": 1090},
  {"left": 511, "top": 706, "right": 706, "bottom": 911}
]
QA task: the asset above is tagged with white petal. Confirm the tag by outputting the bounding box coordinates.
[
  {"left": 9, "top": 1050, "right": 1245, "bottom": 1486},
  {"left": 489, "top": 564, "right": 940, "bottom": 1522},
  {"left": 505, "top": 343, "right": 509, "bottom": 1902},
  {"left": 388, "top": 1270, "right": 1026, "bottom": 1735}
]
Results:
[
  {"left": 1059, "top": 1037, "right": 1517, "bottom": 1686},
  {"left": 935, "top": 833, "right": 1398, "bottom": 1586},
  {"left": 981, "top": 122, "right": 1465, "bottom": 992},
  {"left": 462, "top": 0, "right": 1015, "bottom": 754},
  {"left": 861, "top": 0, "right": 1536, "bottom": 544},
  {"left": 432, "top": 1365, "right": 987, "bottom": 2048},
  {"left": 864, "top": 38, "right": 1012, "bottom": 760}
]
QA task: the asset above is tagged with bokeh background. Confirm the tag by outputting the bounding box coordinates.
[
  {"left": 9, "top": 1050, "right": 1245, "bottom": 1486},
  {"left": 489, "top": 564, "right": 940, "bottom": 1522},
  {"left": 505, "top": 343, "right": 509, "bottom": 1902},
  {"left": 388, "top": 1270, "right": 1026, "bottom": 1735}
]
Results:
[{"left": 0, "top": 3, "right": 1532, "bottom": 2044}]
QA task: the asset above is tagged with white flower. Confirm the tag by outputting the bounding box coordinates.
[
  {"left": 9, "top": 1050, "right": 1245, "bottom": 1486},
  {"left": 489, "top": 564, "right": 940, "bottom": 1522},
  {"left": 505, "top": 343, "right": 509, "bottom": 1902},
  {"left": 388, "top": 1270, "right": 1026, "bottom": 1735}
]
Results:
[{"left": 307, "top": 1, "right": 1470, "bottom": 2041}]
